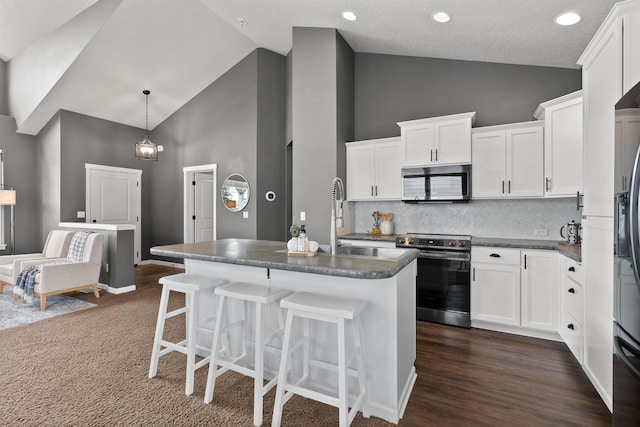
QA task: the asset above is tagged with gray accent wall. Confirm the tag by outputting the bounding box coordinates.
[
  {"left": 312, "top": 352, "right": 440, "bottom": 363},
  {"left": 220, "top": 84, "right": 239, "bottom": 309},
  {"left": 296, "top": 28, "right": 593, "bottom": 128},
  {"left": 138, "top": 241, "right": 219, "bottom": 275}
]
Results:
[
  {"left": 354, "top": 53, "right": 582, "bottom": 140},
  {"left": 349, "top": 52, "right": 582, "bottom": 239},
  {"left": 0, "top": 115, "right": 39, "bottom": 253},
  {"left": 58, "top": 110, "right": 153, "bottom": 226},
  {"left": 291, "top": 28, "right": 354, "bottom": 244},
  {"left": 256, "top": 49, "right": 287, "bottom": 241},
  {"left": 36, "top": 114, "right": 62, "bottom": 246},
  {"left": 0, "top": 59, "right": 7, "bottom": 116},
  {"left": 150, "top": 48, "right": 286, "bottom": 257}
]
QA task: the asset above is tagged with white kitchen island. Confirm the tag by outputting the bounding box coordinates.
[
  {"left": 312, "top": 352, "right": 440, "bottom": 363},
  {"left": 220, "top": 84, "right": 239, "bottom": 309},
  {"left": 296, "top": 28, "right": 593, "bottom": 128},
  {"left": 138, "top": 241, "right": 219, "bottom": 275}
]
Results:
[{"left": 150, "top": 239, "right": 418, "bottom": 423}]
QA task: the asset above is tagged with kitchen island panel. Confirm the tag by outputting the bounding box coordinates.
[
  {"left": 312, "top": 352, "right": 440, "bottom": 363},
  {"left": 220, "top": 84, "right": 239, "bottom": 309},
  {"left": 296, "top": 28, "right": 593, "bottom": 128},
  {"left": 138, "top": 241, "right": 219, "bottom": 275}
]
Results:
[{"left": 185, "top": 257, "right": 417, "bottom": 423}]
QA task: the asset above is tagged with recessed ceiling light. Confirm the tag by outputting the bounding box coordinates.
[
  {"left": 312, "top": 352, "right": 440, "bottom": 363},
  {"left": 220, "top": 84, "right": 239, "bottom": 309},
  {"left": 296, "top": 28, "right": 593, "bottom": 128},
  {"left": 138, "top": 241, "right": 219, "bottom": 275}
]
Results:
[
  {"left": 555, "top": 12, "right": 581, "bottom": 26},
  {"left": 432, "top": 11, "right": 451, "bottom": 23},
  {"left": 342, "top": 11, "right": 357, "bottom": 21}
]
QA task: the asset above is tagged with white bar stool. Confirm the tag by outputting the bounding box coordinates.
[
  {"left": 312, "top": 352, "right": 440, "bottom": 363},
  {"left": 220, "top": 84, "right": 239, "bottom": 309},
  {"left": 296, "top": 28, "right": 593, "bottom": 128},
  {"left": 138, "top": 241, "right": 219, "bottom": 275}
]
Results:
[
  {"left": 271, "top": 292, "right": 367, "bottom": 427},
  {"left": 148, "top": 273, "right": 226, "bottom": 396},
  {"left": 204, "top": 281, "right": 291, "bottom": 427}
]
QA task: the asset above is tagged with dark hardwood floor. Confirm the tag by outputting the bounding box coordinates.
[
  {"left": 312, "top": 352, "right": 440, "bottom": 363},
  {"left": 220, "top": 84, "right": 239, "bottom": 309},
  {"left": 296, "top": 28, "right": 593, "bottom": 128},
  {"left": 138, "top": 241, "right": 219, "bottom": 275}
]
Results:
[
  {"left": 136, "top": 264, "right": 613, "bottom": 426},
  {"left": 402, "top": 322, "right": 612, "bottom": 426}
]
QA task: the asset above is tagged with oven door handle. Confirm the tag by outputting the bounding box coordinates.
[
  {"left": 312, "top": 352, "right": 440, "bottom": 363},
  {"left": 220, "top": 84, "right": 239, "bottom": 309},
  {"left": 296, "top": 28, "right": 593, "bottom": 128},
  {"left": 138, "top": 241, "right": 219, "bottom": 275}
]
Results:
[{"left": 416, "top": 251, "right": 470, "bottom": 262}]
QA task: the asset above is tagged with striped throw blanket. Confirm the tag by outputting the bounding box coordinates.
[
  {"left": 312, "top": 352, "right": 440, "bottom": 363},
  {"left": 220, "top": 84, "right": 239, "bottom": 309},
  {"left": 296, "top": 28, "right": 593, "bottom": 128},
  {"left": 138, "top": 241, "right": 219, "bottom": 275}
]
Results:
[{"left": 13, "top": 232, "right": 92, "bottom": 302}]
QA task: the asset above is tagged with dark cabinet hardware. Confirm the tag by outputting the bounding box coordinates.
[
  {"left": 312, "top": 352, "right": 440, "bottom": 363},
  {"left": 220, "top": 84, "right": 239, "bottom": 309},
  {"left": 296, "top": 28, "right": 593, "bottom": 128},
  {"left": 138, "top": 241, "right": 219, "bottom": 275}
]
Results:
[
  {"left": 490, "top": 253, "right": 501, "bottom": 258},
  {"left": 568, "top": 288, "right": 575, "bottom": 294},
  {"left": 524, "top": 254, "right": 527, "bottom": 269},
  {"left": 568, "top": 266, "right": 575, "bottom": 272},
  {"left": 567, "top": 324, "right": 575, "bottom": 330},
  {"left": 576, "top": 191, "right": 583, "bottom": 210}
]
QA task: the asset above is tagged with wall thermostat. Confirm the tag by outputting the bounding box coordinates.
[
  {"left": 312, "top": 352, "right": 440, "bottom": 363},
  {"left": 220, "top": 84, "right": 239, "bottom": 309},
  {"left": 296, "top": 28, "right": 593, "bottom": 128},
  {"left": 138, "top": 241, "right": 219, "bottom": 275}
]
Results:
[{"left": 265, "top": 191, "right": 276, "bottom": 202}]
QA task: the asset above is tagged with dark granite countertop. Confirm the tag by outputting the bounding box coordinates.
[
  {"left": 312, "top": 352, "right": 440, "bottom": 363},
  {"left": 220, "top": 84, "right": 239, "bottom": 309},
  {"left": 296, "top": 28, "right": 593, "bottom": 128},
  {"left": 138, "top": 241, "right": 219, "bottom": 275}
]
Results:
[
  {"left": 150, "top": 238, "right": 419, "bottom": 279},
  {"left": 472, "top": 237, "right": 581, "bottom": 262}
]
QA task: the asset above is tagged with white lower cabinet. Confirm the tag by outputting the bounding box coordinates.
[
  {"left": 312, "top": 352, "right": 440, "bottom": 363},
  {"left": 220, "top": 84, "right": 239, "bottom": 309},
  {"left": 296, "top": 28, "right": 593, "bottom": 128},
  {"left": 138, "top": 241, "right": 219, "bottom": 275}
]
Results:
[
  {"left": 581, "top": 217, "right": 613, "bottom": 411},
  {"left": 471, "top": 246, "right": 559, "bottom": 339},
  {"left": 559, "top": 256, "right": 584, "bottom": 364},
  {"left": 521, "top": 250, "right": 559, "bottom": 331},
  {"left": 471, "top": 247, "right": 521, "bottom": 325}
]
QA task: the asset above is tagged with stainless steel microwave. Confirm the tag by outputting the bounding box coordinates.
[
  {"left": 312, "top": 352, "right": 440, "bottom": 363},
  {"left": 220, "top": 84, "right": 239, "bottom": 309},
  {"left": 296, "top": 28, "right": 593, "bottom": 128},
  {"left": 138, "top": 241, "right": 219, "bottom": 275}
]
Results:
[{"left": 401, "top": 164, "right": 471, "bottom": 202}]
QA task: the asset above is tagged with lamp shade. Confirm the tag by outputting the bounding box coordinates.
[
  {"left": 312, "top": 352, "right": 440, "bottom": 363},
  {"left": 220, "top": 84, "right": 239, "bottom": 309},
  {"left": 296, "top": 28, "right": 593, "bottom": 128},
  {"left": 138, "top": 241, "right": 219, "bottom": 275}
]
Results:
[{"left": 0, "top": 188, "right": 16, "bottom": 206}]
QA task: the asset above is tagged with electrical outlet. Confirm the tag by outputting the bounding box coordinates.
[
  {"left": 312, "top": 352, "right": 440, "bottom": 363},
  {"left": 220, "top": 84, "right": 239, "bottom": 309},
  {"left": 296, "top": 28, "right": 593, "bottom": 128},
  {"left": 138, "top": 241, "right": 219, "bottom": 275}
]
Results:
[
  {"left": 77, "top": 211, "right": 86, "bottom": 219},
  {"left": 534, "top": 228, "right": 548, "bottom": 236},
  {"left": 243, "top": 211, "right": 249, "bottom": 219},
  {"left": 300, "top": 211, "right": 306, "bottom": 221}
]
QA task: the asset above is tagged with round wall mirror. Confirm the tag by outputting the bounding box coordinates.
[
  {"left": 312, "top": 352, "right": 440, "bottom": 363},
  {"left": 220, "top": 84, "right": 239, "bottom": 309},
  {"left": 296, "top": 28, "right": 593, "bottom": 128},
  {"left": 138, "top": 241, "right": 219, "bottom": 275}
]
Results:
[{"left": 222, "top": 174, "right": 250, "bottom": 212}]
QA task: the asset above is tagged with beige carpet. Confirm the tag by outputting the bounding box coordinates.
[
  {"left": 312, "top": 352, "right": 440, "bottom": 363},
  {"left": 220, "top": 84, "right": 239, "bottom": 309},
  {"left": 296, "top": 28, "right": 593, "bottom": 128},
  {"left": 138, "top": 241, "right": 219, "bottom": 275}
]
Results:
[{"left": 0, "top": 267, "right": 393, "bottom": 426}]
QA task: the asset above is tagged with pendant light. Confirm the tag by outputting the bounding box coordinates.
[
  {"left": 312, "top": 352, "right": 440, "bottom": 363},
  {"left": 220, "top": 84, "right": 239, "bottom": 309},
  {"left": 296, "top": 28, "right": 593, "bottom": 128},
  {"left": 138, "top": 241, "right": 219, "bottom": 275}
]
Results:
[{"left": 135, "top": 89, "right": 158, "bottom": 161}]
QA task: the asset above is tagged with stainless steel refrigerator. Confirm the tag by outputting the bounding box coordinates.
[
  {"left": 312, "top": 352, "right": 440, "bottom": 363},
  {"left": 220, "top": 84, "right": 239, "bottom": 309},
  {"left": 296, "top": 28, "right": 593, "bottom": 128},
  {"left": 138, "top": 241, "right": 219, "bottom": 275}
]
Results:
[{"left": 613, "top": 81, "right": 640, "bottom": 425}]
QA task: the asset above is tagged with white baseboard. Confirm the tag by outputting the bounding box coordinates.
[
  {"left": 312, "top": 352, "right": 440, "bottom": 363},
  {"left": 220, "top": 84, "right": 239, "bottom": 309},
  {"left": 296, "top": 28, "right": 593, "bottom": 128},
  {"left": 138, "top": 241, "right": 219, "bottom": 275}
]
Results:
[
  {"left": 471, "top": 320, "right": 563, "bottom": 342},
  {"left": 398, "top": 367, "right": 417, "bottom": 420},
  {"left": 98, "top": 283, "right": 136, "bottom": 294},
  {"left": 139, "top": 259, "right": 185, "bottom": 269}
]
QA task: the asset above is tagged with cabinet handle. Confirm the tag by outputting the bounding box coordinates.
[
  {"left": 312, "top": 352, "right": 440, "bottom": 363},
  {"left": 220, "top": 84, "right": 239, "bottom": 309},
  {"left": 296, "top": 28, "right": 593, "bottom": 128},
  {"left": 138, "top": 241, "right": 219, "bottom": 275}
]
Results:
[
  {"left": 371, "top": 186, "right": 374, "bottom": 197},
  {"left": 473, "top": 267, "right": 475, "bottom": 281},
  {"left": 435, "top": 149, "right": 438, "bottom": 162},
  {"left": 568, "top": 288, "right": 575, "bottom": 294},
  {"left": 508, "top": 180, "right": 511, "bottom": 194},
  {"left": 502, "top": 181, "right": 505, "bottom": 194},
  {"left": 490, "top": 253, "right": 501, "bottom": 258},
  {"left": 576, "top": 191, "right": 583, "bottom": 211},
  {"left": 430, "top": 149, "right": 433, "bottom": 162},
  {"left": 545, "top": 177, "right": 551, "bottom": 192},
  {"left": 567, "top": 324, "right": 575, "bottom": 330},
  {"left": 375, "top": 185, "right": 378, "bottom": 196},
  {"left": 524, "top": 254, "right": 527, "bottom": 269},
  {"left": 568, "top": 266, "right": 575, "bottom": 272}
]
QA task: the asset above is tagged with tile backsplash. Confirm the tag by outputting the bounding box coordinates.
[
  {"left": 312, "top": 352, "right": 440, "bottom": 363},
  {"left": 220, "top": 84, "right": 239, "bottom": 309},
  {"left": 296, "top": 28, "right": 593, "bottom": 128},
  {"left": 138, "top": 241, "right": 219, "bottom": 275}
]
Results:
[{"left": 351, "top": 198, "right": 581, "bottom": 240}]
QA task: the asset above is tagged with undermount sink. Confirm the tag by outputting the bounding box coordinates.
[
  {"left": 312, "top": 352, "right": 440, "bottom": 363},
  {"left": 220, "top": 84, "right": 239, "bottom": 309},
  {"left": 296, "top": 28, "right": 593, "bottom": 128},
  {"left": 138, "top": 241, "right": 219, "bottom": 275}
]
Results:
[
  {"left": 317, "top": 245, "right": 409, "bottom": 260},
  {"left": 276, "top": 245, "right": 410, "bottom": 260}
]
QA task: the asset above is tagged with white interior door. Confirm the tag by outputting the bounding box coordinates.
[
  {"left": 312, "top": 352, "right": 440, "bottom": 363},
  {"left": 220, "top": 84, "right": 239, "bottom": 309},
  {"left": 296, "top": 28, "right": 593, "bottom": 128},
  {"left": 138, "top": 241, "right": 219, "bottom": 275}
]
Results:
[
  {"left": 184, "top": 164, "right": 217, "bottom": 244},
  {"left": 194, "top": 171, "right": 215, "bottom": 242},
  {"left": 86, "top": 164, "right": 141, "bottom": 264}
]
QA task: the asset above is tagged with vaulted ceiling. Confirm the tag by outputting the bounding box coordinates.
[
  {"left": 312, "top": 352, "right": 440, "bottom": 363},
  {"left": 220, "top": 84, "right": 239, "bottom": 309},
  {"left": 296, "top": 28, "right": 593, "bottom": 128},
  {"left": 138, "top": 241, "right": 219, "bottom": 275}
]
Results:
[{"left": 0, "top": 0, "right": 617, "bottom": 135}]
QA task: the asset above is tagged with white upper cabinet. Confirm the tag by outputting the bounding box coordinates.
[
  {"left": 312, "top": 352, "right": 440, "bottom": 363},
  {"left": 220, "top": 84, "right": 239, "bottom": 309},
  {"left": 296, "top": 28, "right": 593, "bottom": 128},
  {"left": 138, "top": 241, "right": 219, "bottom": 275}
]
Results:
[
  {"left": 533, "top": 90, "right": 584, "bottom": 198},
  {"left": 346, "top": 137, "right": 401, "bottom": 201},
  {"left": 623, "top": 7, "right": 640, "bottom": 94},
  {"left": 615, "top": 109, "right": 640, "bottom": 193},
  {"left": 578, "top": 7, "right": 623, "bottom": 217},
  {"left": 471, "top": 121, "right": 544, "bottom": 199},
  {"left": 397, "top": 112, "right": 476, "bottom": 166}
]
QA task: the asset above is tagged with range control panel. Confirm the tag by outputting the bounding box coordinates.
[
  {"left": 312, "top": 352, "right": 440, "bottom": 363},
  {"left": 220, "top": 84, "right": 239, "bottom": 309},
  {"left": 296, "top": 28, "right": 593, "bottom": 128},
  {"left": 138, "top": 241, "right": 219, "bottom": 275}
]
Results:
[{"left": 395, "top": 234, "right": 471, "bottom": 250}]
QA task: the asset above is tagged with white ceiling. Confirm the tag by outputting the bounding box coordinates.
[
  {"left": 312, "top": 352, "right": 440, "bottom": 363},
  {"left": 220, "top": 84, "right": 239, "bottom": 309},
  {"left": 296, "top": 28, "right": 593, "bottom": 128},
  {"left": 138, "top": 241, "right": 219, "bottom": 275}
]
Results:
[{"left": 0, "top": 0, "right": 618, "bottom": 135}]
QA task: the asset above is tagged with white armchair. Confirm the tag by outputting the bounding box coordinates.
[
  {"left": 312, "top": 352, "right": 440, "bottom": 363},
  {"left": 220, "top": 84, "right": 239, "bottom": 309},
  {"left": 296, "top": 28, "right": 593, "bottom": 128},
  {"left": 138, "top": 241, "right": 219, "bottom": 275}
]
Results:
[
  {"left": 18, "top": 233, "right": 104, "bottom": 310},
  {"left": 0, "top": 230, "right": 75, "bottom": 294}
]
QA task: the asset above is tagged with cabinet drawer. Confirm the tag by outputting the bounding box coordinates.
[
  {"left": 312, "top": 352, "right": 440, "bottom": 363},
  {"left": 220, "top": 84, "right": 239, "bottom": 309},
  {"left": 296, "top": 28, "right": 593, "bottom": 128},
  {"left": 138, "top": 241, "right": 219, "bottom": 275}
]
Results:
[
  {"left": 559, "top": 311, "right": 583, "bottom": 364},
  {"left": 472, "top": 247, "right": 520, "bottom": 265},
  {"left": 565, "top": 258, "right": 584, "bottom": 285},
  {"left": 562, "top": 280, "right": 583, "bottom": 323}
]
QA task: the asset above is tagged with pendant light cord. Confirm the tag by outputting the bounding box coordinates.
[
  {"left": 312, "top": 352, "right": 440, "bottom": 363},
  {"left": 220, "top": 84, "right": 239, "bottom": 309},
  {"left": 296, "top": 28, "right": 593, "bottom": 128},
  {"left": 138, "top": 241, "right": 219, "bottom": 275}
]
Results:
[{"left": 143, "top": 89, "right": 150, "bottom": 133}]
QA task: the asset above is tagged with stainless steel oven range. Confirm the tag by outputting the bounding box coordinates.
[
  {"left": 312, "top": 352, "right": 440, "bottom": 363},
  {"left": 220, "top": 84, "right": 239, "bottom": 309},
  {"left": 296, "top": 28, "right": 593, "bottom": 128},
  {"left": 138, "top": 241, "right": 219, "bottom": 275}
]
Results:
[{"left": 396, "top": 233, "right": 471, "bottom": 328}]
